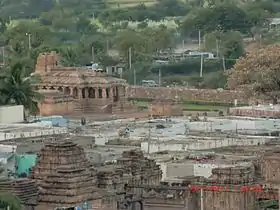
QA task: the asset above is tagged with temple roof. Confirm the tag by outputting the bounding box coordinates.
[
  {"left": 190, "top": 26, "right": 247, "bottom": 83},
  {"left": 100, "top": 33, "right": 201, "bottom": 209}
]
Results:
[{"left": 39, "top": 68, "right": 126, "bottom": 86}]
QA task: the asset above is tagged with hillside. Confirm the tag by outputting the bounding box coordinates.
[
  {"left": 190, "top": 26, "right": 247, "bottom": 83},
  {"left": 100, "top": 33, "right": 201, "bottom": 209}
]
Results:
[{"left": 0, "top": 0, "right": 279, "bottom": 88}]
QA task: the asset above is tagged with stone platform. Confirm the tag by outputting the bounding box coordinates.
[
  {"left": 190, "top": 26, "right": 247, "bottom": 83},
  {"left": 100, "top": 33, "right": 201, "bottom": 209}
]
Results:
[{"left": 229, "top": 105, "right": 280, "bottom": 118}]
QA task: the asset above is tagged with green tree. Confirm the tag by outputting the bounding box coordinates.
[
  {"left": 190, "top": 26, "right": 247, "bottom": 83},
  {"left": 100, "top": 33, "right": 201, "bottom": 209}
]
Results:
[
  {"left": 0, "top": 62, "right": 43, "bottom": 116},
  {"left": 204, "top": 31, "right": 244, "bottom": 59},
  {"left": 116, "top": 27, "right": 175, "bottom": 63},
  {"left": 181, "top": 4, "right": 252, "bottom": 36},
  {"left": 59, "top": 46, "right": 82, "bottom": 66},
  {"left": 115, "top": 29, "right": 147, "bottom": 62},
  {"left": 4, "top": 20, "right": 51, "bottom": 58},
  {"left": 227, "top": 44, "right": 280, "bottom": 103}
]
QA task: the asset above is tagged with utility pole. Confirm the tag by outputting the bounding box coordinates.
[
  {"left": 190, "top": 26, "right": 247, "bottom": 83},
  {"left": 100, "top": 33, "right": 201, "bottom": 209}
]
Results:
[
  {"left": 158, "top": 68, "right": 161, "bottom": 87},
  {"left": 2, "top": 46, "right": 5, "bottom": 66},
  {"left": 133, "top": 68, "right": 136, "bottom": 86},
  {"left": 91, "top": 46, "right": 94, "bottom": 63},
  {"left": 106, "top": 39, "right": 109, "bottom": 54},
  {"left": 200, "top": 188, "right": 204, "bottom": 210},
  {"left": 128, "top": 47, "right": 132, "bottom": 70},
  {"left": 200, "top": 54, "right": 203, "bottom": 77},
  {"left": 216, "top": 39, "right": 219, "bottom": 58},
  {"left": 198, "top": 30, "right": 201, "bottom": 51},
  {"left": 182, "top": 39, "right": 185, "bottom": 59},
  {"left": 26, "top": 33, "right": 31, "bottom": 50},
  {"left": 147, "top": 124, "right": 151, "bottom": 154},
  {"left": 222, "top": 57, "right": 226, "bottom": 71},
  {"left": 26, "top": 33, "right": 31, "bottom": 57}
]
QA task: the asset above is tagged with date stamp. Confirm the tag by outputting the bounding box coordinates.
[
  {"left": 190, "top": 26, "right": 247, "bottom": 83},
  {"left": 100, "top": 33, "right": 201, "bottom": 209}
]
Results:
[{"left": 189, "top": 184, "right": 263, "bottom": 193}]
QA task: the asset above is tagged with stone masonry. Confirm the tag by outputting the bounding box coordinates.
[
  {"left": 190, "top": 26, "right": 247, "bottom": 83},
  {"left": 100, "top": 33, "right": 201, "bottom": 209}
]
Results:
[
  {"left": 30, "top": 139, "right": 102, "bottom": 210},
  {"left": 116, "top": 150, "right": 162, "bottom": 186},
  {"left": 201, "top": 166, "right": 256, "bottom": 210},
  {"left": 128, "top": 86, "right": 248, "bottom": 105},
  {"left": 261, "top": 149, "right": 280, "bottom": 185},
  {"left": 35, "top": 52, "right": 134, "bottom": 116}
]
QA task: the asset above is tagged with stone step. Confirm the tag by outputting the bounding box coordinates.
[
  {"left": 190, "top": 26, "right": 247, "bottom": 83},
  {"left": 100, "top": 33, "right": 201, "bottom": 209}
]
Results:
[{"left": 73, "top": 105, "right": 112, "bottom": 114}]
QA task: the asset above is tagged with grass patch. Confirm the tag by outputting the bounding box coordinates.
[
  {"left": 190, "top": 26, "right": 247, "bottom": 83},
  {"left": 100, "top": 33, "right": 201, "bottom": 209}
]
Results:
[
  {"left": 132, "top": 100, "right": 230, "bottom": 112},
  {"left": 182, "top": 103, "right": 228, "bottom": 112}
]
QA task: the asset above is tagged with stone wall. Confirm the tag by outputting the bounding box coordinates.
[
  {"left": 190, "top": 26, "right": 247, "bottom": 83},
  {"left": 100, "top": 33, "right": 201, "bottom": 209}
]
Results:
[
  {"left": 127, "top": 86, "right": 248, "bottom": 104},
  {"left": 39, "top": 101, "right": 74, "bottom": 116},
  {"left": 38, "top": 90, "right": 74, "bottom": 116},
  {"left": 230, "top": 106, "right": 280, "bottom": 118},
  {"left": 0, "top": 127, "right": 67, "bottom": 141},
  {"left": 149, "top": 103, "right": 183, "bottom": 117}
]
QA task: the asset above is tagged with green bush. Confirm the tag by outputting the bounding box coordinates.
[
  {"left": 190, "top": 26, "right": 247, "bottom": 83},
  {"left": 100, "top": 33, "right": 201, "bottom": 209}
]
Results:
[{"left": 182, "top": 108, "right": 219, "bottom": 112}]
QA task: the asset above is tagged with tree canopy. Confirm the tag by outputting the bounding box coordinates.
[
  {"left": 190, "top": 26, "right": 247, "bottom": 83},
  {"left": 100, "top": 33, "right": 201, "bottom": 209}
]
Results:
[
  {"left": 0, "top": 0, "right": 279, "bottom": 89},
  {"left": 0, "top": 62, "right": 43, "bottom": 115},
  {"left": 227, "top": 44, "right": 280, "bottom": 103}
]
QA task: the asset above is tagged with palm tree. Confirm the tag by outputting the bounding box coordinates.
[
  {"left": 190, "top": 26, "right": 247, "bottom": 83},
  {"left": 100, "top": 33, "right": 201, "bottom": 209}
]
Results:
[
  {"left": 59, "top": 46, "right": 80, "bottom": 67},
  {"left": 0, "top": 193, "right": 22, "bottom": 210},
  {"left": 0, "top": 62, "right": 43, "bottom": 118}
]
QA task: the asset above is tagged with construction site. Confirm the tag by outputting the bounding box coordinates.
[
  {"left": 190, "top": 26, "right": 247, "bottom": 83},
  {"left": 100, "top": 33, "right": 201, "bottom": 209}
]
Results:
[{"left": 0, "top": 104, "right": 280, "bottom": 210}]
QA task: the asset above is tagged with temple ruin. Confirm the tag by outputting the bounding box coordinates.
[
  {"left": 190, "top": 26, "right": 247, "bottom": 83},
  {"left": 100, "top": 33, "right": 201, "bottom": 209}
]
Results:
[
  {"left": 27, "top": 137, "right": 163, "bottom": 210},
  {"left": 202, "top": 166, "right": 256, "bottom": 210},
  {"left": 96, "top": 150, "right": 162, "bottom": 191},
  {"left": 31, "top": 139, "right": 101, "bottom": 209},
  {"left": 34, "top": 51, "right": 134, "bottom": 116},
  {"left": 3, "top": 118, "right": 280, "bottom": 210},
  {"left": 0, "top": 177, "right": 38, "bottom": 208}
]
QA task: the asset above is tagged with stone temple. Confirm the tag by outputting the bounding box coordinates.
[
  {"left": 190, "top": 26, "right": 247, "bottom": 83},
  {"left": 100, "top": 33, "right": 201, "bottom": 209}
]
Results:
[
  {"left": 34, "top": 51, "right": 134, "bottom": 116},
  {"left": 30, "top": 139, "right": 101, "bottom": 210},
  {"left": 27, "top": 137, "right": 162, "bottom": 210}
]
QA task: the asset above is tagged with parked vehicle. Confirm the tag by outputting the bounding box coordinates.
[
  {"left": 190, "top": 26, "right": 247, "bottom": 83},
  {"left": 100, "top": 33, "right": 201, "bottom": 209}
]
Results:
[{"left": 140, "top": 80, "right": 158, "bottom": 87}]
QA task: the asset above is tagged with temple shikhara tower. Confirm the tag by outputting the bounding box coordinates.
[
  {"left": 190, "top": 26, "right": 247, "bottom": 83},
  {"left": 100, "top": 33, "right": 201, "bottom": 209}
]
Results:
[
  {"left": 30, "top": 139, "right": 102, "bottom": 210},
  {"left": 35, "top": 51, "right": 132, "bottom": 116}
]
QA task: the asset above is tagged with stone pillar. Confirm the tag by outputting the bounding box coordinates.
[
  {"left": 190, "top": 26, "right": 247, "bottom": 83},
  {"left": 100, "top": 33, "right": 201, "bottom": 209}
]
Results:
[
  {"left": 78, "top": 89, "right": 83, "bottom": 99},
  {"left": 87, "top": 88, "right": 90, "bottom": 98},
  {"left": 118, "top": 86, "right": 122, "bottom": 97},
  {"left": 102, "top": 88, "right": 107, "bottom": 98},
  {"left": 124, "top": 86, "right": 127, "bottom": 97},
  {"left": 110, "top": 87, "right": 114, "bottom": 97},
  {"left": 121, "top": 86, "right": 126, "bottom": 96}
]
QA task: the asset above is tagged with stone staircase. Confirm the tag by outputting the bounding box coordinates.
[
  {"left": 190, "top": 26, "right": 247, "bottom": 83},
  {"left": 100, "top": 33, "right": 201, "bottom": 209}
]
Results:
[
  {"left": 72, "top": 99, "right": 136, "bottom": 116},
  {"left": 73, "top": 100, "right": 113, "bottom": 115},
  {"left": 112, "top": 101, "right": 136, "bottom": 115}
]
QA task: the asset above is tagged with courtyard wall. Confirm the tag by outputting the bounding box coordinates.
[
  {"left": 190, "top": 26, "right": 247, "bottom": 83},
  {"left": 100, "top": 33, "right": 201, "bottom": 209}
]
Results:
[{"left": 127, "top": 86, "right": 248, "bottom": 105}]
